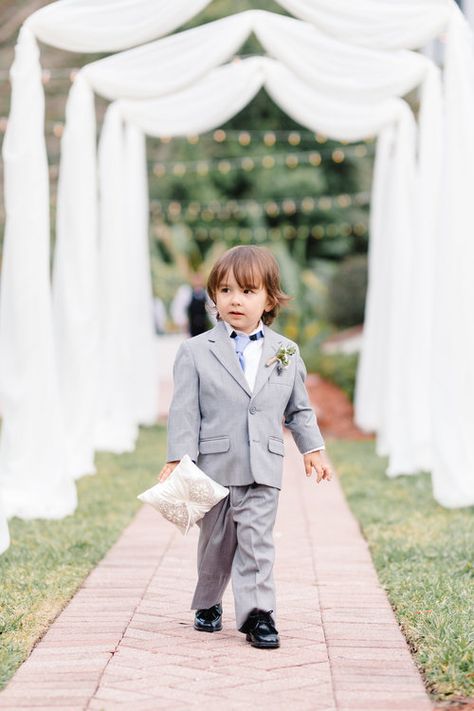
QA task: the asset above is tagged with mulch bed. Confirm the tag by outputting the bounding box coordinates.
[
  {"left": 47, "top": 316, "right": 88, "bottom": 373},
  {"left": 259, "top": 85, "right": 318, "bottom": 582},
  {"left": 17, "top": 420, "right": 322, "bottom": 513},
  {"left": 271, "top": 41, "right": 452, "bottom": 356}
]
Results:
[{"left": 306, "top": 373, "right": 373, "bottom": 441}]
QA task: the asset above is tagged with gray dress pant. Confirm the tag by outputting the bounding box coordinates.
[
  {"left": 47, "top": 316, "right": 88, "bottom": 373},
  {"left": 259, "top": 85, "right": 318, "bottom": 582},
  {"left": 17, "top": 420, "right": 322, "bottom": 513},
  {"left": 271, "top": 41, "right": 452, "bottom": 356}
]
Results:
[{"left": 191, "top": 483, "right": 280, "bottom": 630}]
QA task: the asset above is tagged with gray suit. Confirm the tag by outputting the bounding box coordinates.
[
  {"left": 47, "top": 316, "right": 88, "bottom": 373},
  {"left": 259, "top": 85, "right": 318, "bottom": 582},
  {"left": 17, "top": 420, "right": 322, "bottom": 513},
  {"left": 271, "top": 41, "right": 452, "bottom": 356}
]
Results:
[{"left": 166, "top": 319, "right": 324, "bottom": 628}]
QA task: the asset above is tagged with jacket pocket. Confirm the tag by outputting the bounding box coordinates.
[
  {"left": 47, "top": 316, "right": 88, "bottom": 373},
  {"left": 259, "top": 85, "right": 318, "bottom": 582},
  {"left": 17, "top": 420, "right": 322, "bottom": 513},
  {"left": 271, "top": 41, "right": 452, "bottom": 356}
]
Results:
[
  {"left": 267, "top": 436, "right": 285, "bottom": 456},
  {"left": 199, "top": 436, "right": 230, "bottom": 455}
]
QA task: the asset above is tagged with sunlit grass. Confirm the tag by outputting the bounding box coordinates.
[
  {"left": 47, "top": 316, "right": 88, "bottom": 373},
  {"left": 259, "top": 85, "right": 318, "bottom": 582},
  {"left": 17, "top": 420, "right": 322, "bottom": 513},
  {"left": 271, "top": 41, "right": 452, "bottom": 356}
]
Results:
[
  {"left": 329, "top": 438, "right": 474, "bottom": 701},
  {"left": 0, "top": 425, "right": 166, "bottom": 690}
]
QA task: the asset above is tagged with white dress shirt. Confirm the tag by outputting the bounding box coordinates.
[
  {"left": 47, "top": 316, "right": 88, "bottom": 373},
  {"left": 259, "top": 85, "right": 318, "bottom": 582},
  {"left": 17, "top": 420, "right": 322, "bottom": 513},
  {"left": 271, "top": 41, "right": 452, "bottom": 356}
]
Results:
[{"left": 223, "top": 319, "right": 324, "bottom": 454}]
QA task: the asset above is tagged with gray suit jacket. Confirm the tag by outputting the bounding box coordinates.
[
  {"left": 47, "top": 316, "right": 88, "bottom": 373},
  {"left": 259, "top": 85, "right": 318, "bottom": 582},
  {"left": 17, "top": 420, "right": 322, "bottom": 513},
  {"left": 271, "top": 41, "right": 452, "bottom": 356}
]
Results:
[{"left": 166, "top": 320, "right": 324, "bottom": 489}]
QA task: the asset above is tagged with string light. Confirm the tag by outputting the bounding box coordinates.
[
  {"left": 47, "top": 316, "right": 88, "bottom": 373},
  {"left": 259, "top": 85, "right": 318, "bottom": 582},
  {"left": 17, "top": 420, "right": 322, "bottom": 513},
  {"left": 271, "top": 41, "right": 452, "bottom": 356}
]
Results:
[
  {"left": 150, "top": 192, "right": 370, "bottom": 221},
  {"left": 213, "top": 129, "right": 226, "bottom": 142},
  {"left": 148, "top": 146, "right": 371, "bottom": 177},
  {"left": 264, "top": 132, "right": 276, "bottom": 146},
  {"left": 153, "top": 223, "right": 368, "bottom": 243}
]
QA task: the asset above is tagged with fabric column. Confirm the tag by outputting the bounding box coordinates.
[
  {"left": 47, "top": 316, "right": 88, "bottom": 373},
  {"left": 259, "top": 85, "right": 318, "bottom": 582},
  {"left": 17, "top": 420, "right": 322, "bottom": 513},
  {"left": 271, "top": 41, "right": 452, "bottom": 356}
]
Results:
[
  {"left": 405, "top": 64, "right": 443, "bottom": 473},
  {"left": 94, "top": 104, "right": 138, "bottom": 452},
  {"left": 0, "top": 26, "right": 77, "bottom": 519},
  {"left": 52, "top": 71, "right": 99, "bottom": 479},
  {"left": 123, "top": 123, "right": 159, "bottom": 425},
  {"left": 431, "top": 7, "right": 474, "bottom": 507},
  {"left": 354, "top": 124, "right": 395, "bottom": 434},
  {"left": 381, "top": 106, "right": 418, "bottom": 475}
]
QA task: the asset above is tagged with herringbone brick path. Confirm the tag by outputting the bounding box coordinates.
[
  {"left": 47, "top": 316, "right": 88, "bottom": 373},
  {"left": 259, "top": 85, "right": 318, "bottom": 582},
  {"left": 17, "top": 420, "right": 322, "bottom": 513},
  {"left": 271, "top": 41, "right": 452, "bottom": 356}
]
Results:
[{"left": 0, "top": 435, "right": 433, "bottom": 710}]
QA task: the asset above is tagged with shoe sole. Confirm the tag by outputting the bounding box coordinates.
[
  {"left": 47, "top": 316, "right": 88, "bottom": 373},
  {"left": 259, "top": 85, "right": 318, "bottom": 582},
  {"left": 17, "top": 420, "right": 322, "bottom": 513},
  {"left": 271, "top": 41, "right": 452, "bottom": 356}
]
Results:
[
  {"left": 193, "top": 623, "right": 223, "bottom": 633},
  {"left": 246, "top": 634, "right": 280, "bottom": 649}
]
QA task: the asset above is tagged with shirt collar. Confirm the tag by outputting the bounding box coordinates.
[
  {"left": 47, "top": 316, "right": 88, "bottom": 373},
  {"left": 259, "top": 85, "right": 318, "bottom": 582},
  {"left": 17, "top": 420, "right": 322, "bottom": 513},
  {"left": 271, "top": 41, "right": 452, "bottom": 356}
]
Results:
[{"left": 223, "top": 319, "right": 264, "bottom": 338}]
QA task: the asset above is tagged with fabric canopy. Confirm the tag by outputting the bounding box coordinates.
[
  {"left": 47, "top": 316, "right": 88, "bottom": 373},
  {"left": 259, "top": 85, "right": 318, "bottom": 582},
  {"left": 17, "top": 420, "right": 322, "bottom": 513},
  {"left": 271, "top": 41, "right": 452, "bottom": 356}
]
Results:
[{"left": 54, "top": 9, "right": 442, "bottom": 467}]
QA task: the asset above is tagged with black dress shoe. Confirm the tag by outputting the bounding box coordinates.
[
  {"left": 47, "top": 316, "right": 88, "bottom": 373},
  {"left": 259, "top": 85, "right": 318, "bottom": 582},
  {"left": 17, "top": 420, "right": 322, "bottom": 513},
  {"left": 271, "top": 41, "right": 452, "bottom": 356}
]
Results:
[
  {"left": 194, "top": 603, "right": 223, "bottom": 632},
  {"left": 239, "top": 609, "right": 280, "bottom": 649}
]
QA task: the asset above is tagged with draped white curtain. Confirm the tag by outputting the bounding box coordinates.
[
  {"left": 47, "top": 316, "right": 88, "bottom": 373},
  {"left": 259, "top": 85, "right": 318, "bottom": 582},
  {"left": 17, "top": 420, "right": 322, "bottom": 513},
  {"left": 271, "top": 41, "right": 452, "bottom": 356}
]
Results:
[
  {"left": 1, "top": 0, "right": 474, "bottom": 554},
  {"left": 0, "top": 27, "right": 77, "bottom": 519},
  {"left": 276, "top": 0, "right": 451, "bottom": 50},
  {"left": 25, "top": 0, "right": 212, "bottom": 51}
]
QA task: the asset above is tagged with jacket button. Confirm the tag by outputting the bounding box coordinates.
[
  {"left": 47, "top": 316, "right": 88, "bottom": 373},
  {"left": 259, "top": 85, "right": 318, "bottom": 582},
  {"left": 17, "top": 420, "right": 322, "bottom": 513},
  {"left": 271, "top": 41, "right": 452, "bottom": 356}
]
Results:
[{"left": 249, "top": 406, "right": 257, "bottom": 414}]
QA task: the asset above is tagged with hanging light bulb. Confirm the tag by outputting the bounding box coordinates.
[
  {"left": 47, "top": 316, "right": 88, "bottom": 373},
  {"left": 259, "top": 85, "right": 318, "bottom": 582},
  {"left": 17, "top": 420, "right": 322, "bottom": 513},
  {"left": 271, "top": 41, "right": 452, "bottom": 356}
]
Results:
[
  {"left": 301, "top": 197, "right": 315, "bottom": 213},
  {"left": 332, "top": 149, "right": 345, "bottom": 163},
  {"left": 262, "top": 156, "right": 275, "bottom": 169},
  {"left": 241, "top": 157, "right": 255, "bottom": 171},
  {"left": 263, "top": 131, "right": 276, "bottom": 147},
  {"left": 213, "top": 129, "right": 226, "bottom": 142},
  {"left": 311, "top": 225, "right": 324, "bottom": 239},
  {"left": 218, "top": 160, "right": 231, "bottom": 174},
  {"left": 286, "top": 155, "right": 299, "bottom": 168},
  {"left": 336, "top": 194, "right": 351, "bottom": 208},
  {"left": 239, "top": 131, "right": 251, "bottom": 146}
]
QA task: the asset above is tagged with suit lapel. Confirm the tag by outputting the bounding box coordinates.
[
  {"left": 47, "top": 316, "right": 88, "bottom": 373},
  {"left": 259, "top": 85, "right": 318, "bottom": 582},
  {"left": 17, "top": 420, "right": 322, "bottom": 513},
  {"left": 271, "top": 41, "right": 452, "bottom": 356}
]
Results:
[
  {"left": 208, "top": 321, "right": 252, "bottom": 398},
  {"left": 251, "top": 325, "right": 282, "bottom": 400}
]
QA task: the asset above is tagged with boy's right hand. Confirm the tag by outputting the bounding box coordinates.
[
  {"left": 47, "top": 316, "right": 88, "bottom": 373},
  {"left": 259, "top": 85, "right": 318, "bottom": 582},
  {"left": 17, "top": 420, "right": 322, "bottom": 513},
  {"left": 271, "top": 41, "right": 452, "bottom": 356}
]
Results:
[{"left": 157, "top": 460, "right": 179, "bottom": 483}]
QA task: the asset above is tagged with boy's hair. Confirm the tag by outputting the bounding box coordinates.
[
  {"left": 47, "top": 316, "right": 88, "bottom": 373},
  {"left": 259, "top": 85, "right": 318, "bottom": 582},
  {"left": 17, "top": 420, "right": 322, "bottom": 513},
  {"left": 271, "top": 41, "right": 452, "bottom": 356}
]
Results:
[{"left": 207, "top": 245, "right": 291, "bottom": 325}]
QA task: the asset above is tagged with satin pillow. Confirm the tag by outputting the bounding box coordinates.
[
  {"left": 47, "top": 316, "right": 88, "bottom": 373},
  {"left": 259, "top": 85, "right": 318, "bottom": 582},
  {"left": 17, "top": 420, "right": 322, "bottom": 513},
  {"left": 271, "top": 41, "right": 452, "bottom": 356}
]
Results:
[{"left": 137, "top": 454, "right": 229, "bottom": 535}]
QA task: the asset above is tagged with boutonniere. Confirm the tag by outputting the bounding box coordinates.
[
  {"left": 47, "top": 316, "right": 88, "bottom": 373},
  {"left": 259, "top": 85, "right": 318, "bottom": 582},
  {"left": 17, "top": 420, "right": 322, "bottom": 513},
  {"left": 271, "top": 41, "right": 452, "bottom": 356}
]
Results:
[{"left": 265, "top": 344, "right": 297, "bottom": 373}]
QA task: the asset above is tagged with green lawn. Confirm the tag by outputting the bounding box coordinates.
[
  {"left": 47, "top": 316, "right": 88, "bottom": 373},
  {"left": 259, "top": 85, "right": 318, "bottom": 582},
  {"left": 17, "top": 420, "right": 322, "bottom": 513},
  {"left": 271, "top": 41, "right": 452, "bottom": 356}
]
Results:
[
  {"left": 0, "top": 424, "right": 166, "bottom": 691},
  {"left": 329, "top": 439, "right": 474, "bottom": 702},
  {"left": 1, "top": 428, "right": 472, "bottom": 701}
]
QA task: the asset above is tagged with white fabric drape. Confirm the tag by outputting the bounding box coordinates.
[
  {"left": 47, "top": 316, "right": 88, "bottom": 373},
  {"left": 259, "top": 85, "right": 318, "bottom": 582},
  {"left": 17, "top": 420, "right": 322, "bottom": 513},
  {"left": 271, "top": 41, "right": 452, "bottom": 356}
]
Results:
[
  {"left": 82, "top": 13, "right": 255, "bottom": 101},
  {"left": 123, "top": 124, "right": 158, "bottom": 426},
  {"left": 431, "top": 6, "right": 474, "bottom": 507},
  {"left": 52, "top": 72, "right": 99, "bottom": 479},
  {"left": 94, "top": 104, "right": 138, "bottom": 452},
  {"left": 116, "top": 58, "right": 266, "bottom": 137},
  {"left": 355, "top": 64, "right": 443, "bottom": 478},
  {"left": 0, "top": 27, "right": 77, "bottom": 519},
  {"left": 25, "top": 0, "right": 212, "bottom": 52},
  {"left": 253, "top": 10, "right": 433, "bottom": 103},
  {"left": 275, "top": 0, "right": 451, "bottom": 50}
]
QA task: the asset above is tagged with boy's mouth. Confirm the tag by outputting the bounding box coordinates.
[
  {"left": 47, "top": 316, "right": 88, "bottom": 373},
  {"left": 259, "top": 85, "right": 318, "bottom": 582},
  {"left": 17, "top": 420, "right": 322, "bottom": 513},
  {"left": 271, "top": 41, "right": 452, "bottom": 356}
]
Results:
[{"left": 229, "top": 311, "right": 244, "bottom": 316}]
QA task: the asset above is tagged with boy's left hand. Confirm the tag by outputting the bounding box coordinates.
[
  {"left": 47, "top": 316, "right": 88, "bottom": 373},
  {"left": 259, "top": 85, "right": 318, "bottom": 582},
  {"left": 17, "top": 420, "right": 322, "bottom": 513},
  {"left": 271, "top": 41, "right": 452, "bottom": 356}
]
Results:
[{"left": 304, "top": 450, "right": 332, "bottom": 483}]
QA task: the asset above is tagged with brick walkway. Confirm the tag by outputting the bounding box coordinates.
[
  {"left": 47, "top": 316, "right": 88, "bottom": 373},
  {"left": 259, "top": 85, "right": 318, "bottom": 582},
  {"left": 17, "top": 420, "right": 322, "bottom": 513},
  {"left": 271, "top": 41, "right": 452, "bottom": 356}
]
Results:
[{"left": 0, "top": 436, "right": 433, "bottom": 710}]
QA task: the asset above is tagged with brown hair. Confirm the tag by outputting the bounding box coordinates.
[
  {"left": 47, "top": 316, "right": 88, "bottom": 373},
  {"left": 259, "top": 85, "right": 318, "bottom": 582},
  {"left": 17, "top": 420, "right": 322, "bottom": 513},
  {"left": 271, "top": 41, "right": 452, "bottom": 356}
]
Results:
[{"left": 207, "top": 245, "right": 291, "bottom": 325}]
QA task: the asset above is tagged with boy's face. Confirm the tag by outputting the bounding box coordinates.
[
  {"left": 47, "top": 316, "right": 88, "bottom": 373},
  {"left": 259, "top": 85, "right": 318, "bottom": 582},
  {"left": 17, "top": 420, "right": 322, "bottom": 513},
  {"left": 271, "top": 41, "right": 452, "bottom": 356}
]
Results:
[{"left": 215, "top": 269, "right": 272, "bottom": 334}]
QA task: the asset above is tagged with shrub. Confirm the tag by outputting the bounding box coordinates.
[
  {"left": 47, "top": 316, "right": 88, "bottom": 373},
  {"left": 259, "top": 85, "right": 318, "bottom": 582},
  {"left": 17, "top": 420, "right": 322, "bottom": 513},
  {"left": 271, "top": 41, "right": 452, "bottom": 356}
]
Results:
[{"left": 327, "top": 255, "right": 368, "bottom": 328}]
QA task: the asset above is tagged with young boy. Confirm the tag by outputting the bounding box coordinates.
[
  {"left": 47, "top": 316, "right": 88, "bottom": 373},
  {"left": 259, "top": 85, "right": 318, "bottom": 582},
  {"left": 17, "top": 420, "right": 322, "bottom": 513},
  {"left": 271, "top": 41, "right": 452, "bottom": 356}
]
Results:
[{"left": 158, "top": 245, "right": 331, "bottom": 648}]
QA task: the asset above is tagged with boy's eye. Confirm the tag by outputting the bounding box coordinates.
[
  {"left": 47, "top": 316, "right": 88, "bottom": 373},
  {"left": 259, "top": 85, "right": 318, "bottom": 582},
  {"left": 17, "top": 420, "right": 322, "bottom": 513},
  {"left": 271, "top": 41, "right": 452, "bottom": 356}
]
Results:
[
  {"left": 243, "top": 289, "right": 254, "bottom": 294},
  {"left": 220, "top": 287, "right": 230, "bottom": 293}
]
